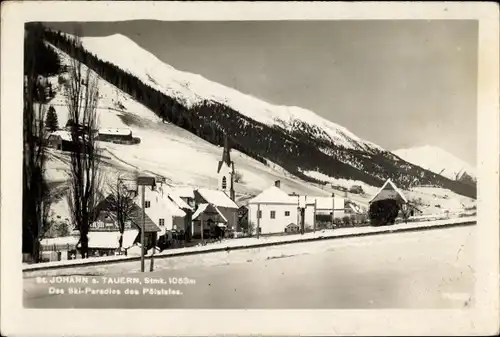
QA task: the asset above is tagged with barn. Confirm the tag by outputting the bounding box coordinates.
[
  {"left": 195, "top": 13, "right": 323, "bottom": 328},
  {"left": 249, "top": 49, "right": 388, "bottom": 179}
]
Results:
[
  {"left": 368, "top": 179, "right": 408, "bottom": 226},
  {"left": 97, "top": 128, "right": 133, "bottom": 143},
  {"left": 46, "top": 130, "right": 76, "bottom": 152}
]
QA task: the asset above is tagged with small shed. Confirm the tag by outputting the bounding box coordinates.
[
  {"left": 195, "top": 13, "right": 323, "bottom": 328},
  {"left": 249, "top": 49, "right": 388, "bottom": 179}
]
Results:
[
  {"left": 46, "top": 130, "right": 74, "bottom": 152},
  {"left": 368, "top": 179, "right": 408, "bottom": 226}
]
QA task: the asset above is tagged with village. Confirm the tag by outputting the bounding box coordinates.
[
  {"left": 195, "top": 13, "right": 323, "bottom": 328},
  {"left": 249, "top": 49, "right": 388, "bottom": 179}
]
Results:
[{"left": 39, "top": 122, "right": 422, "bottom": 263}]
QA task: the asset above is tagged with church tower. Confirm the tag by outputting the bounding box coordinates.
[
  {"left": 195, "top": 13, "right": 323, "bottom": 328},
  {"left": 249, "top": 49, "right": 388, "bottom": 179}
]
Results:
[{"left": 217, "top": 134, "right": 235, "bottom": 201}]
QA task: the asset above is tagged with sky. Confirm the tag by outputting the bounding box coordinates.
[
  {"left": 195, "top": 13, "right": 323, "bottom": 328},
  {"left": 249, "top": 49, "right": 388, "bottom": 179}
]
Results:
[{"left": 46, "top": 20, "right": 478, "bottom": 165}]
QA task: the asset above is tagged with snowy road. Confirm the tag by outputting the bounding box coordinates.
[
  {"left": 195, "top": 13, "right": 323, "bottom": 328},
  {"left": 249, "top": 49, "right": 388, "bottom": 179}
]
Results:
[{"left": 24, "top": 226, "right": 475, "bottom": 309}]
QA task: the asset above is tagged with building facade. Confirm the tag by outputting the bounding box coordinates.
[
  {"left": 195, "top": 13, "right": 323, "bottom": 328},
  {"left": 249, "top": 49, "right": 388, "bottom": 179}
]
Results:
[
  {"left": 248, "top": 181, "right": 346, "bottom": 235},
  {"left": 191, "top": 188, "right": 239, "bottom": 238}
]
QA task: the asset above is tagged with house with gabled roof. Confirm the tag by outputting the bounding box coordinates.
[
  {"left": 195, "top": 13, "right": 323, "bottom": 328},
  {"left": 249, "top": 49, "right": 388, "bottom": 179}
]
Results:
[
  {"left": 248, "top": 180, "right": 345, "bottom": 235},
  {"left": 191, "top": 188, "right": 239, "bottom": 238},
  {"left": 369, "top": 178, "right": 408, "bottom": 204},
  {"left": 368, "top": 178, "right": 408, "bottom": 226},
  {"left": 89, "top": 195, "right": 161, "bottom": 254}
]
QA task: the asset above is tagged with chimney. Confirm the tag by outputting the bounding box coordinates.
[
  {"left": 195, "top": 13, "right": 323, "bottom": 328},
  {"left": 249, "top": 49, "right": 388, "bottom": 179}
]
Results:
[{"left": 274, "top": 180, "right": 281, "bottom": 188}]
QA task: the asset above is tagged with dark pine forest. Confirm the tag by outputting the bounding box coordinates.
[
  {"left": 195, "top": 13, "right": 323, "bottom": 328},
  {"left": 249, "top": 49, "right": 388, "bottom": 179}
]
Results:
[{"left": 28, "top": 23, "right": 476, "bottom": 199}]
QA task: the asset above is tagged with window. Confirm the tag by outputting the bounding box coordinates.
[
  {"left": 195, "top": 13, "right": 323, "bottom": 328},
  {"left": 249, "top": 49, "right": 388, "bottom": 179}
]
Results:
[
  {"left": 270, "top": 211, "right": 276, "bottom": 219},
  {"left": 159, "top": 218, "right": 165, "bottom": 226},
  {"left": 222, "top": 176, "right": 227, "bottom": 189},
  {"left": 145, "top": 201, "right": 151, "bottom": 208},
  {"left": 257, "top": 210, "right": 262, "bottom": 219},
  {"left": 285, "top": 211, "right": 290, "bottom": 217}
]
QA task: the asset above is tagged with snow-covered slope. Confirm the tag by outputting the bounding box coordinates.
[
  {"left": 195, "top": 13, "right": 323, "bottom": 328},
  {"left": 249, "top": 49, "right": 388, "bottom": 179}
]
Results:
[
  {"left": 76, "top": 34, "right": 382, "bottom": 153},
  {"left": 39, "top": 35, "right": 476, "bottom": 220},
  {"left": 393, "top": 146, "right": 476, "bottom": 181},
  {"left": 44, "top": 43, "right": 335, "bottom": 221}
]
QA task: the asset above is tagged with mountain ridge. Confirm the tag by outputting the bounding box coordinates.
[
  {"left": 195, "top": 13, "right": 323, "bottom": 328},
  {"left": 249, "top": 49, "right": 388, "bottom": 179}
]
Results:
[
  {"left": 393, "top": 145, "right": 476, "bottom": 182},
  {"left": 34, "top": 24, "right": 476, "bottom": 199}
]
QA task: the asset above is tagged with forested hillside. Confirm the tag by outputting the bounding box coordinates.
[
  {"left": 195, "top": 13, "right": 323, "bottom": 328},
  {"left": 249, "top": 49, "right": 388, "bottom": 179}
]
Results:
[{"left": 28, "top": 23, "right": 476, "bottom": 199}]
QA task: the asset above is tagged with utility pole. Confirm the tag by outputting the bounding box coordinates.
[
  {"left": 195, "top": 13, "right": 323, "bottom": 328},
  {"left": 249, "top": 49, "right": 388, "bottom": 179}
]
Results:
[
  {"left": 313, "top": 198, "right": 317, "bottom": 233},
  {"left": 141, "top": 184, "right": 145, "bottom": 273},
  {"left": 331, "top": 193, "right": 335, "bottom": 229},
  {"left": 256, "top": 203, "right": 260, "bottom": 238},
  {"left": 301, "top": 196, "right": 306, "bottom": 235},
  {"left": 200, "top": 212, "right": 204, "bottom": 243},
  {"left": 150, "top": 232, "right": 156, "bottom": 272},
  {"left": 136, "top": 175, "right": 155, "bottom": 273}
]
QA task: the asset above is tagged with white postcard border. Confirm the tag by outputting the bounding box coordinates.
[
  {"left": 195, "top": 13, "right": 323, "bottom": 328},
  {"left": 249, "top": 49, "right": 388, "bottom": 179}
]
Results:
[{"left": 1, "top": 1, "right": 498, "bottom": 336}]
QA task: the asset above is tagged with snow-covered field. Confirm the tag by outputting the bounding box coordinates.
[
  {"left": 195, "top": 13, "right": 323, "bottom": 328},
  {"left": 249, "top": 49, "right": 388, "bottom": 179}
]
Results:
[
  {"left": 302, "top": 169, "right": 476, "bottom": 214},
  {"left": 24, "top": 225, "right": 476, "bottom": 310}
]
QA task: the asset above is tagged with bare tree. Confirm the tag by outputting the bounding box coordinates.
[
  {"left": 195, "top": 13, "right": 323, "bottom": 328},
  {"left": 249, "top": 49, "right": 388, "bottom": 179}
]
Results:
[
  {"left": 23, "top": 25, "right": 53, "bottom": 262},
  {"left": 64, "top": 34, "right": 102, "bottom": 258},
  {"left": 106, "top": 172, "right": 139, "bottom": 251}
]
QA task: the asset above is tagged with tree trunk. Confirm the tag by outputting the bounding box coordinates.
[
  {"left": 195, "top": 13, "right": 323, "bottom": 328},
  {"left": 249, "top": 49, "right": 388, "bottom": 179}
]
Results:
[
  {"left": 118, "top": 232, "right": 123, "bottom": 250},
  {"left": 32, "top": 239, "right": 40, "bottom": 263},
  {"left": 80, "top": 233, "right": 89, "bottom": 258}
]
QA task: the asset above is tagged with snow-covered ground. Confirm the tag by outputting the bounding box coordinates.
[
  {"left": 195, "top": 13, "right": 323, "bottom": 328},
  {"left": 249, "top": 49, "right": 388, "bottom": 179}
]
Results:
[
  {"left": 393, "top": 145, "right": 476, "bottom": 181},
  {"left": 302, "top": 169, "right": 476, "bottom": 214},
  {"left": 24, "top": 225, "right": 476, "bottom": 310},
  {"left": 23, "top": 216, "right": 476, "bottom": 277}
]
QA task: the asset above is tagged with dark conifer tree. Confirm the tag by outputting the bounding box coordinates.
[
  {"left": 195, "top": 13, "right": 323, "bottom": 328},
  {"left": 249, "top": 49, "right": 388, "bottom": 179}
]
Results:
[{"left": 45, "top": 105, "right": 59, "bottom": 132}]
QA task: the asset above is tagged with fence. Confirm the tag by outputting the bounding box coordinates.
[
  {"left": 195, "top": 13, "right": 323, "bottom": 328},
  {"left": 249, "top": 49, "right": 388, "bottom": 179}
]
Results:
[{"left": 40, "top": 243, "right": 76, "bottom": 252}]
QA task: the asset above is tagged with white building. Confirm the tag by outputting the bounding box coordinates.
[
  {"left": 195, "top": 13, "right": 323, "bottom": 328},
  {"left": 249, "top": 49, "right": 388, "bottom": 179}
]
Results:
[
  {"left": 139, "top": 184, "right": 193, "bottom": 240},
  {"left": 248, "top": 180, "right": 345, "bottom": 235}
]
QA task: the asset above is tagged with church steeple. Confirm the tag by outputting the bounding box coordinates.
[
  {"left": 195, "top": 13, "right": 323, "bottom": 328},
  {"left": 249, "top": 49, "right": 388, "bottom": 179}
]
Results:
[
  {"left": 217, "top": 135, "right": 232, "bottom": 173},
  {"left": 217, "top": 134, "right": 236, "bottom": 201}
]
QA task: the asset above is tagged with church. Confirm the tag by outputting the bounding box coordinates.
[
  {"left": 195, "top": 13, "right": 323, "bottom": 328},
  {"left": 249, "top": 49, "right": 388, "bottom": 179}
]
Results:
[
  {"left": 185, "top": 135, "right": 239, "bottom": 239},
  {"left": 216, "top": 135, "right": 236, "bottom": 201}
]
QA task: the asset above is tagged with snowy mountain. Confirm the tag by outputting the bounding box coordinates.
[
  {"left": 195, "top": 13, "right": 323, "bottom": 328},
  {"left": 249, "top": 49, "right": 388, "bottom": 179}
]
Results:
[
  {"left": 393, "top": 146, "right": 476, "bottom": 182},
  {"left": 43, "top": 39, "right": 335, "bottom": 208},
  {"left": 77, "top": 33, "right": 383, "bottom": 154},
  {"left": 32, "top": 25, "right": 476, "bottom": 202}
]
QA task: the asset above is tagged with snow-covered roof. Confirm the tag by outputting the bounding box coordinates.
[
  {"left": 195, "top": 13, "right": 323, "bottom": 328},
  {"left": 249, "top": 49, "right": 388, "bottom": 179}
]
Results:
[
  {"left": 173, "top": 186, "right": 195, "bottom": 199},
  {"left": 41, "top": 236, "right": 78, "bottom": 247},
  {"left": 249, "top": 186, "right": 298, "bottom": 204},
  {"left": 43, "top": 230, "right": 138, "bottom": 250},
  {"left": 192, "top": 203, "right": 208, "bottom": 220},
  {"left": 48, "top": 130, "right": 72, "bottom": 142},
  {"left": 163, "top": 197, "right": 186, "bottom": 218},
  {"left": 369, "top": 179, "right": 408, "bottom": 204},
  {"left": 197, "top": 188, "right": 238, "bottom": 209},
  {"left": 306, "top": 196, "right": 345, "bottom": 210},
  {"left": 168, "top": 193, "right": 192, "bottom": 211},
  {"left": 98, "top": 128, "right": 132, "bottom": 136},
  {"left": 347, "top": 203, "right": 363, "bottom": 213},
  {"left": 192, "top": 203, "right": 228, "bottom": 222},
  {"left": 84, "top": 230, "right": 138, "bottom": 249},
  {"left": 156, "top": 185, "right": 193, "bottom": 211}
]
